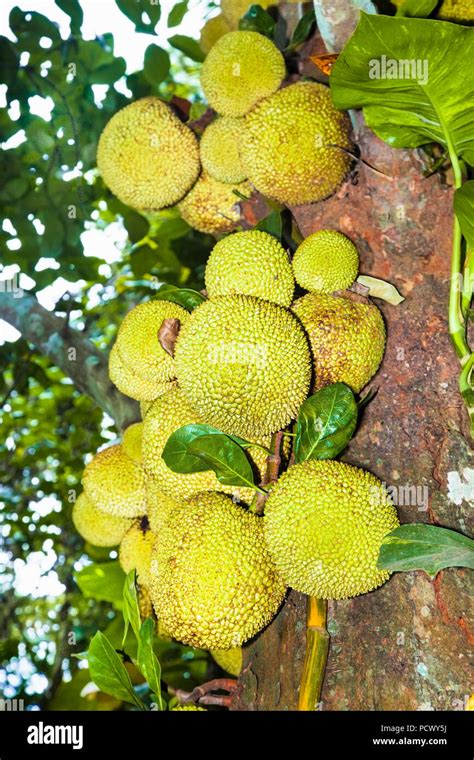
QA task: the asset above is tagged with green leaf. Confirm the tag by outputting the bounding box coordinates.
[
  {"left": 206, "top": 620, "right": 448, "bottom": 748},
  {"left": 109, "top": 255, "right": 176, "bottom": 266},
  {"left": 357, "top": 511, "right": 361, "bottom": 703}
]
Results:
[
  {"left": 137, "top": 618, "right": 165, "bottom": 710},
  {"left": 168, "top": 1, "right": 188, "bottom": 27},
  {"left": 286, "top": 8, "right": 316, "bottom": 51},
  {"left": 130, "top": 245, "right": 156, "bottom": 277},
  {"left": 168, "top": 34, "right": 205, "bottom": 62},
  {"left": 331, "top": 14, "right": 474, "bottom": 166},
  {"left": 294, "top": 383, "right": 358, "bottom": 463},
  {"left": 378, "top": 524, "right": 474, "bottom": 578},
  {"left": 122, "top": 571, "right": 141, "bottom": 647},
  {"left": 123, "top": 211, "right": 149, "bottom": 243},
  {"left": 356, "top": 275, "right": 405, "bottom": 305},
  {"left": 454, "top": 181, "right": 474, "bottom": 253},
  {"left": 154, "top": 284, "right": 205, "bottom": 311},
  {"left": 144, "top": 44, "right": 170, "bottom": 84},
  {"left": 162, "top": 423, "right": 247, "bottom": 474},
  {"left": 88, "top": 632, "right": 145, "bottom": 709},
  {"left": 55, "top": 0, "right": 83, "bottom": 33},
  {"left": 255, "top": 209, "right": 283, "bottom": 240},
  {"left": 115, "top": 0, "right": 161, "bottom": 33},
  {"left": 396, "top": 0, "right": 438, "bottom": 18},
  {"left": 188, "top": 434, "right": 258, "bottom": 490},
  {"left": 239, "top": 5, "right": 275, "bottom": 38},
  {"left": 188, "top": 101, "right": 208, "bottom": 121},
  {"left": 75, "top": 561, "right": 126, "bottom": 605}
]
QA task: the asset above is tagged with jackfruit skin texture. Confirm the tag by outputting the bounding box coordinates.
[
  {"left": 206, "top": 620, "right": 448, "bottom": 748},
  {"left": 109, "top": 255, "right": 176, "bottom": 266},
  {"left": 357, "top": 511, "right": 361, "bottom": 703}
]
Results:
[
  {"left": 200, "top": 117, "right": 247, "bottom": 183},
  {"left": 97, "top": 97, "right": 200, "bottom": 210},
  {"left": 264, "top": 460, "right": 399, "bottom": 599},
  {"left": 200, "top": 31, "right": 285, "bottom": 117},
  {"left": 200, "top": 14, "right": 232, "bottom": 55},
  {"left": 292, "top": 230, "right": 359, "bottom": 294},
  {"left": 438, "top": 0, "right": 474, "bottom": 20},
  {"left": 82, "top": 444, "right": 147, "bottom": 518},
  {"left": 178, "top": 172, "right": 250, "bottom": 236},
  {"left": 171, "top": 705, "right": 207, "bottom": 711},
  {"left": 292, "top": 292, "right": 385, "bottom": 393},
  {"left": 205, "top": 230, "right": 294, "bottom": 306},
  {"left": 241, "top": 82, "right": 352, "bottom": 205},
  {"left": 109, "top": 344, "right": 171, "bottom": 402},
  {"left": 122, "top": 422, "right": 143, "bottom": 464},
  {"left": 210, "top": 647, "right": 243, "bottom": 676},
  {"left": 149, "top": 492, "right": 286, "bottom": 649},
  {"left": 114, "top": 300, "right": 189, "bottom": 386},
  {"left": 137, "top": 584, "right": 154, "bottom": 622},
  {"left": 72, "top": 493, "right": 132, "bottom": 547},
  {"left": 175, "top": 295, "right": 312, "bottom": 438},
  {"left": 119, "top": 518, "right": 154, "bottom": 588}
]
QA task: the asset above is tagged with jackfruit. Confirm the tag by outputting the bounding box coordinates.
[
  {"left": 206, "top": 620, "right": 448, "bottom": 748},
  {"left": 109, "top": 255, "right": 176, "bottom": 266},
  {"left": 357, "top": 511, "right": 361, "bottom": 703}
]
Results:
[
  {"left": 114, "top": 300, "right": 189, "bottom": 386},
  {"left": 200, "top": 117, "right": 247, "bottom": 183},
  {"left": 200, "top": 13, "right": 232, "bottom": 54},
  {"left": 119, "top": 517, "right": 154, "bottom": 588},
  {"left": 97, "top": 97, "right": 200, "bottom": 210},
  {"left": 200, "top": 31, "right": 285, "bottom": 117},
  {"left": 292, "top": 292, "right": 385, "bottom": 393},
  {"left": 122, "top": 422, "right": 143, "bottom": 465},
  {"left": 178, "top": 172, "right": 250, "bottom": 236},
  {"left": 264, "top": 460, "right": 399, "bottom": 599},
  {"left": 149, "top": 491, "right": 286, "bottom": 649},
  {"left": 438, "top": 0, "right": 474, "bottom": 21},
  {"left": 137, "top": 584, "right": 154, "bottom": 622},
  {"left": 175, "top": 295, "right": 311, "bottom": 437},
  {"left": 205, "top": 230, "right": 294, "bottom": 306},
  {"left": 82, "top": 444, "right": 147, "bottom": 518},
  {"left": 241, "top": 82, "right": 352, "bottom": 205},
  {"left": 109, "top": 344, "right": 172, "bottom": 402},
  {"left": 171, "top": 705, "right": 207, "bottom": 711},
  {"left": 221, "top": 0, "right": 275, "bottom": 27},
  {"left": 72, "top": 493, "right": 132, "bottom": 547},
  {"left": 292, "top": 230, "right": 359, "bottom": 294},
  {"left": 210, "top": 647, "right": 242, "bottom": 676}
]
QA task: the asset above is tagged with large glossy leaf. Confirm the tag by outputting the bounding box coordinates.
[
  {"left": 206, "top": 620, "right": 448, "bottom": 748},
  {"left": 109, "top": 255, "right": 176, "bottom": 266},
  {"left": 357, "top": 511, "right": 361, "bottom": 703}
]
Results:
[
  {"left": 188, "top": 434, "right": 258, "bottom": 490},
  {"left": 154, "top": 284, "right": 205, "bottom": 311},
  {"left": 137, "top": 619, "right": 165, "bottom": 710},
  {"left": 162, "top": 423, "right": 247, "bottom": 473},
  {"left": 378, "top": 524, "right": 474, "bottom": 578},
  {"left": 294, "top": 383, "right": 358, "bottom": 462},
  {"left": 88, "top": 632, "right": 145, "bottom": 709},
  {"left": 331, "top": 14, "right": 474, "bottom": 166},
  {"left": 454, "top": 181, "right": 474, "bottom": 252}
]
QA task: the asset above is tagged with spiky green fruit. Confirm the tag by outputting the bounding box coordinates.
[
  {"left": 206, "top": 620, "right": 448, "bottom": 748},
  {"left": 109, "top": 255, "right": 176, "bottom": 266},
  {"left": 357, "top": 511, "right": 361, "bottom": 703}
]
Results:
[
  {"left": 175, "top": 295, "right": 311, "bottom": 437},
  {"left": 205, "top": 230, "right": 294, "bottom": 306},
  {"left": 122, "top": 422, "right": 143, "bottom": 464},
  {"left": 241, "top": 82, "right": 352, "bottom": 205},
  {"left": 292, "top": 292, "right": 385, "bottom": 393},
  {"left": 178, "top": 172, "right": 250, "bottom": 235},
  {"left": 264, "top": 460, "right": 399, "bottom": 599},
  {"left": 210, "top": 647, "right": 243, "bottom": 676},
  {"left": 149, "top": 491, "right": 286, "bottom": 649},
  {"left": 82, "top": 444, "right": 147, "bottom": 518},
  {"left": 109, "top": 344, "right": 172, "bottom": 402},
  {"left": 292, "top": 230, "right": 359, "bottom": 293},
  {"left": 119, "top": 517, "right": 154, "bottom": 588},
  {"left": 200, "top": 117, "right": 247, "bottom": 183},
  {"left": 200, "top": 31, "right": 285, "bottom": 117},
  {"left": 72, "top": 493, "right": 132, "bottom": 547},
  {"left": 97, "top": 97, "right": 200, "bottom": 210}
]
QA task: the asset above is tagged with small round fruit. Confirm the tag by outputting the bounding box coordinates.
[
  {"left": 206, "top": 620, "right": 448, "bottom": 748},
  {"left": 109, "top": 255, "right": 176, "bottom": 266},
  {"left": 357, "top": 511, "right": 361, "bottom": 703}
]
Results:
[
  {"left": 178, "top": 172, "right": 250, "bottom": 236},
  {"left": 292, "top": 230, "right": 359, "bottom": 293},
  {"left": 72, "top": 493, "right": 132, "bottom": 547},
  {"left": 82, "top": 444, "right": 147, "bottom": 518}
]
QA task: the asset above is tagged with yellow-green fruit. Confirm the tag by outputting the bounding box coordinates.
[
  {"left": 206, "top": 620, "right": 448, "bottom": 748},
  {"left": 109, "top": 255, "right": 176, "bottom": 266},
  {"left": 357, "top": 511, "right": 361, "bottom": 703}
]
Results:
[
  {"left": 200, "top": 118, "right": 247, "bottom": 183},
  {"left": 205, "top": 230, "right": 294, "bottom": 306},
  {"left": 178, "top": 172, "right": 250, "bottom": 235},
  {"left": 292, "top": 230, "right": 359, "bottom": 294},
  {"left": 72, "top": 493, "right": 132, "bottom": 547},
  {"left": 114, "top": 300, "right": 189, "bottom": 386},
  {"left": 137, "top": 584, "right": 154, "bottom": 621},
  {"left": 149, "top": 492, "right": 286, "bottom": 648},
  {"left": 292, "top": 292, "right": 385, "bottom": 393},
  {"left": 211, "top": 647, "right": 243, "bottom": 676},
  {"left": 109, "top": 344, "right": 172, "bottom": 402},
  {"left": 264, "top": 460, "right": 399, "bottom": 599},
  {"left": 200, "top": 13, "right": 232, "bottom": 54},
  {"left": 221, "top": 0, "right": 275, "bottom": 27},
  {"left": 438, "top": 0, "right": 474, "bottom": 21},
  {"left": 175, "top": 295, "right": 311, "bottom": 437},
  {"left": 241, "top": 82, "right": 352, "bottom": 205},
  {"left": 200, "top": 31, "right": 285, "bottom": 117},
  {"left": 122, "top": 423, "right": 143, "bottom": 464},
  {"left": 171, "top": 705, "right": 207, "bottom": 711},
  {"left": 119, "top": 517, "right": 154, "bottom": 587},
  {"left": 97, "top": 97, "right": 200, "bottom": 210},
  {"left": 82, "top": 444, "right": 147, "bottom": 518}
]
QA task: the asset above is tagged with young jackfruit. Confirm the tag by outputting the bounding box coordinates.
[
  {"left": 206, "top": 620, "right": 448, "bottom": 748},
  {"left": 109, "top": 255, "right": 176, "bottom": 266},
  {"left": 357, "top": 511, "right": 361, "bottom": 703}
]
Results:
[
  {"left": 200, "top": 31, "right": 285, "bottom": 117},
  {"left": 200, "top": 13, "right": 232, "bottom": 54},
  {"left": 264, "top": 460, "right": 399, "bottom": 599},
  {"left": 292, "top": 230, "right": 359, "bottom": 294},
  {"left": 175, "top": 295, "right": 311, "bottom": 438},
  {"left": 438, "top": 0, "right": 474, "bottom": 20},
  {"left": 122, "top": 422, "right": 143, "bottom": 465},
  {"left": 210, "top": 647, "right": 243, "bottom": 676},
  {"left": 205, "top": 230, "right": 294, "bottom": 306},
  {"left": 178, "top": 172, "right": 250, "bottom": 236},
  {"left": 109, "top": 344, "right": 172, "bottom": 403},
  {"left": 119, "top": 517, "right": 154, "bottom": 588},
  {"left": 241, "top": 82, "right": 352, "bottom": 205},
  {"left": 199, "top": 117, "right": 247, "bottom": 184},
  {"left": 72, "top": 493, "right": 132, "bottom": 547},
  {"left": 171, "top": 705, "right": 207, "bottom": 711},
  {"left": 82, "top": 444, "right": 147, "bottom": 518},
  {"left": 292, "top": 292, "right": 385, "bottom": 393},
  {"left": 149, "top": 491, "right": 286, "bottom": 649},
  {"left": 97, "top": 97, "right": 200, "bottom": 210},
  {"left": 114, "top": 300, "right": 189, "bottom": 386}
]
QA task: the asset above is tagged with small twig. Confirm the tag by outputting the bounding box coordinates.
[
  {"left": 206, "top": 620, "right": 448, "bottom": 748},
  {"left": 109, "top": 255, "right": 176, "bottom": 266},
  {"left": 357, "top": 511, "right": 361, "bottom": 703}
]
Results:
[
  {"left": 254, "top": 430, "right": 283, "bottom": 514},
  {"left": 170, "top": 678, "right": 238, "bottom": 709}
]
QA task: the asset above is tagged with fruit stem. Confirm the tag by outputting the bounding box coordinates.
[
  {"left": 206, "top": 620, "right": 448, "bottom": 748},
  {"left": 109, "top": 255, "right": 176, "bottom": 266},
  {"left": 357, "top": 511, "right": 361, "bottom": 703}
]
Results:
[
  {"left": 253, "top": 431, "right": 283, "bottom": 514},
  {"left": 298, "top": 597, "right": 330, "bottom": 711}
]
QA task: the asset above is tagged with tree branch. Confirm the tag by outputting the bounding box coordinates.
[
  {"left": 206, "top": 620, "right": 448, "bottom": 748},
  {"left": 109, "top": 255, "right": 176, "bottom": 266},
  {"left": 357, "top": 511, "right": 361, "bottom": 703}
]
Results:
[
  {"left": 313, "top": 0, "right": 377, "bottom": 52},
  {"left": 0, "top": 284, "right": 138, "bottom": 430}
]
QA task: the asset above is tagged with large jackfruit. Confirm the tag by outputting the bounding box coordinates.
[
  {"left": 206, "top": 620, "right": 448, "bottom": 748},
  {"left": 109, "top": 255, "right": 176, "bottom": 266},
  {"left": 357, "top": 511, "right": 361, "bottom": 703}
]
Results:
[
  {"left": 174, "top": 295, "right": 312, "bottom": 438},
  {"left": 72, "top": 493, "right": 132, "bottom": 547},
  {"left": 178, "top": 172, "right": 250, "bottom": 236},
  {"left": 149, "top": 491, "right": 286, "bottom": 649},
  {"left": 82, "top": 444, "right": 147, "bottom": 518},
  {"left": 97, "top": 97, "right": 200, "bottom": 210},
  {"left": 241, "top": 82, "right": 352, "bottom": 205},
  {"left": 200, "top": 117, "right": 247, "bottom": 184},
  {"left": 264, "top": 460, "right": 399, "bottom": 599},
  {"left": 292, "top": 292, "right": 385, "bottom": 393}
]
